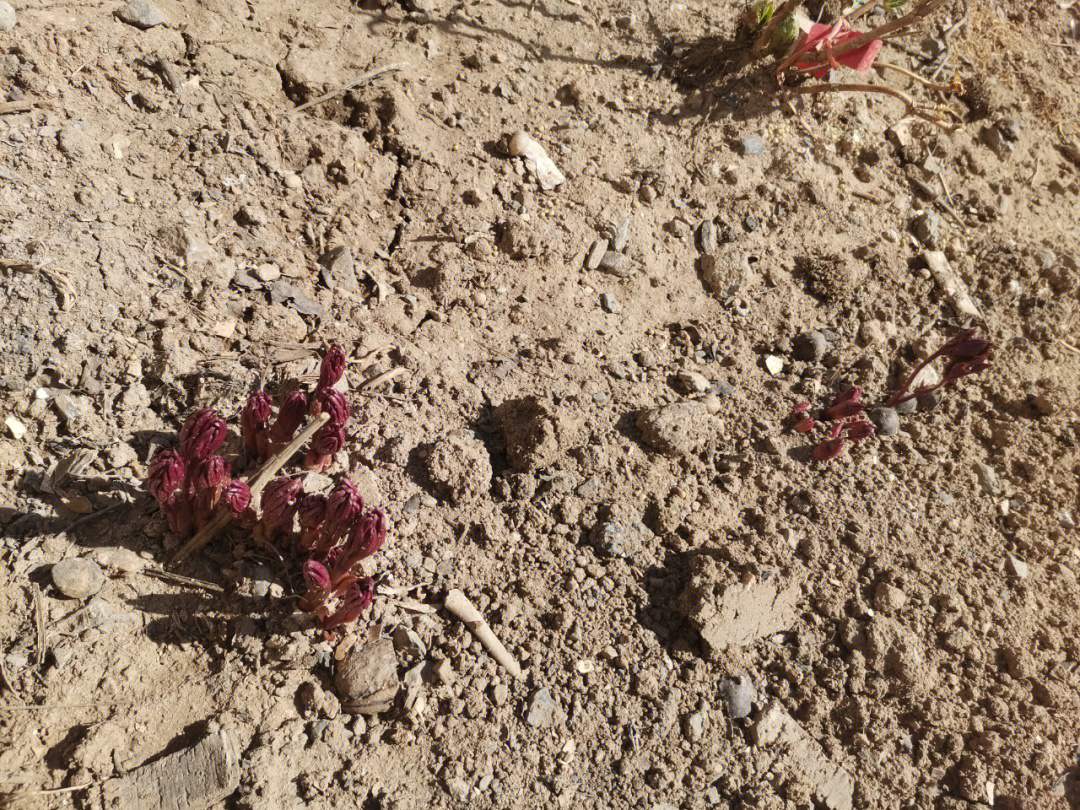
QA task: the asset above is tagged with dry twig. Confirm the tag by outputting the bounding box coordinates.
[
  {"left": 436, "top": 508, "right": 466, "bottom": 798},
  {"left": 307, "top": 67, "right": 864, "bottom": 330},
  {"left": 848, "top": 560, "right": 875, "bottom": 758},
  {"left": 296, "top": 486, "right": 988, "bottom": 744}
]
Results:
[{"left": 287, "top": 63, "right": 407, "bottom": 116}]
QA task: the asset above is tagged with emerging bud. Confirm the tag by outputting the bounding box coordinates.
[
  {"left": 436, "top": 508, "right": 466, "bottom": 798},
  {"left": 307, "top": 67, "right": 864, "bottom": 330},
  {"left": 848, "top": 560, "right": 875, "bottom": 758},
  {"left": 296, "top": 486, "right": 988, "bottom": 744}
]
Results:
[
  {"left": 322, "top": 478, "right": 363, "bottom": 546},
  {"left": 317, "top": 345, "right": 347, "bottom": 393},
  {"left": 939, "top": 329, "right": 993, "bottom": 365},
  {"left": 321, "top": 576, "right": 375, "bottom": 631},
  {"left": 178, "top": 408, "right": 228, "bottom": 461},
  {"left": 241, "top": 390, "right": 274, "bottom": 455},
  {"left": 303, "top": 559, "right": 331, "bottom": 591},
  {"left": 261, "top": 476, "right": 303, "bottom": 531},
  {"left": 269, "top": 391, "right": 308, "bottom": 445},
  {"left": 348, "top": 508, "right": 386, "bottom": 562},
  {"left": 304, "top": 423, "right": 347, "bottom": 472},
  {"left": 191, "top": 456, "right": 231, "bottom": 493},
  {"left": 297, "top": 493, "right": 328, "bottom": 551},
  {"left": 310, "top": 388, "right": 351, "bottom": 426},
  {"left": 793, "top": 416, "right": 816, "bottom": 433},
  {"left": 822, "top": 387, "right": 864, "bottom": 421},
  {"left": 224, "top": 479, "right": 251, "bottom": 515},
  {"left": 812, "top": 436, "right": 847, "bottom": 461},
  {"left": 845, "top": 418, "right": 876, "bottom": 443},
  {"left": 146, "top": 449, "right": 185, "bottom": 504}
]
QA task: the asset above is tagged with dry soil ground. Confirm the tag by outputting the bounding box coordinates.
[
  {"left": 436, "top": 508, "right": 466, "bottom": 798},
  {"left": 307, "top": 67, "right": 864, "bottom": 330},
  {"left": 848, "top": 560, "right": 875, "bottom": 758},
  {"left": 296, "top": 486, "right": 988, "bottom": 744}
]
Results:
[{"left": 2, "top": 0, "right": 1080, "bottom": 808}]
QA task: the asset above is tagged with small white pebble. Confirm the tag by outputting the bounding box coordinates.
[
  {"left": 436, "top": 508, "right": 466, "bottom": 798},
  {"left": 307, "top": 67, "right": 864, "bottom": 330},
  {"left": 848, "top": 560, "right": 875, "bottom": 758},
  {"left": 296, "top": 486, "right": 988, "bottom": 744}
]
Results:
[{"left": 5, "top": 416, "right": 26, "bottom": 439}]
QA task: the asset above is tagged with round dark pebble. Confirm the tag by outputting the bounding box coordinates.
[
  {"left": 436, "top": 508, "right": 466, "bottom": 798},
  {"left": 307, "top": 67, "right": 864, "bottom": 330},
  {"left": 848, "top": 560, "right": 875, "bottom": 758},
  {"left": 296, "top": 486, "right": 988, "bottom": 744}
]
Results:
[
  {"left": 871, "top": 407, "right": 900, "bottom": 437},
  {"left": 793, "top": 330, "right": 827, "bottom": 363},
  {"left": 894, "top": 397, "right": 917, "bottom": 416}
]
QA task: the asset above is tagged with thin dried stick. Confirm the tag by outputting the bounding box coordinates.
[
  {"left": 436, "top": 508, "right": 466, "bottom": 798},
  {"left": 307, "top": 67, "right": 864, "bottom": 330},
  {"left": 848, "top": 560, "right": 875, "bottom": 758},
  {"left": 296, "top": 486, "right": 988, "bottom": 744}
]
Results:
[
  {"left": 751, "top": 0, "right": 801, "bottom": 56},
  {"left": 873, "top": 61, "right": 960, "bottom": 92},
  {"left": 143, "top": 568, "right": 225, "bottom": 593},
  {"left": 359, "top": 366, "right": 405, "bottom": 391},
  {"left": 848, "top": 0, "right": 882, "bottom": 23},
  {"left": 287, "top": 63, "right": 406, "bottom": 116},
  {"left": 32, "top": 586, "right": 45, "bottom": 668},
  {"left": 171, "top": 413, "right": 330, "bottom": 564},
  {"left": 790, "top": 82, "right": 959, "bottom": 130}
]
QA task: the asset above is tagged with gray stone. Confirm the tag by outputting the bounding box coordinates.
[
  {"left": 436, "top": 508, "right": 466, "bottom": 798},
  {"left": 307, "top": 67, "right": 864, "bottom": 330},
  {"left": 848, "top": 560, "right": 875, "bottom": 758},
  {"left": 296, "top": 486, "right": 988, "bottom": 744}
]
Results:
[
  {"left": 677, "top": 370, "right": 710, "bottom": 394},
  {"left": 249, "top": 563, "right": 274, "bottom": 600},
  {"left": 738, "top": 136, "right": 768, "bottom": 156},
  {"left": 600, "top": 292, "right": 620, "bottom": 314},
  {"left": 873, "top": 582, "right": 907, "bottom": 613},
  {"left": 525, "top": 688, "right": 562, "bottom": 728},
  {"left": 894, "top": 397, "right": 917, "bottom": 416},
  {"left": 52, "top": 558, "right": 104, "bottom": 599},
  {"left": 591, "top": 519, "right": 646, "bottom": 559},
  {"left": 585, "top": 238, "right": 608, "bottom": 270},
  {"left": 720, "top": 673, "right": 756, "bottom": 719},
  {"left": 683, "top": 710, "right": 706, "bottom": 741},
  {"left": 0, "top": 1, "right": 15, "bottom": 32},
  {"left": 610, "top": 217, "right": 630, "bottom": 252},
  {"left": 597, "top": 251, "right": 631, "bottom": 277},
  {"left": 320, "top": 246, "right": 359, "bottom": 292},
  {"left": 117, "top": 0, "right": 165, "bottom": 28},
  {"left": 270, "top": 280, "right": 326, "bottom": 317},
  {"left": 911, "top": 210, "right": 941, "bottom": 249},
  {"left": 699, "top": 220, "right": 718, "bottom": 254},
  {"left": 793, "top": 330, "right": 827, "bottom": 362},
  {"left": 445, "top": 777, "right": 469, "bottom": 802},
  {"left": 870, "top": 407, "right": 900, "bottom": 437},
  {"left": 974, "top": 462, "right": 999, "bottom": 494},
  {"left": 91, "top": 547, "right": 146, "bottom": 575}
]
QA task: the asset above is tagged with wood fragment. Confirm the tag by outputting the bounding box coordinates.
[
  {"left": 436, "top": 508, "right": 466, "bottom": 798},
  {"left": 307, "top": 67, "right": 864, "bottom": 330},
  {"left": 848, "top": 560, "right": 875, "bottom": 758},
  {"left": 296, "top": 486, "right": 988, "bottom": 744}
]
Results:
[
  {"left": 143, "top": 568, "right": 225, "bottom": 593},
  {"left": 171, "top": 413, "right": 330, "bottom": 564},
  {"left": 444, "top": 588, "right": 522, "bottom": 678},
  {"left": 359, "top": 366, "right": 405, "bottom": 391},
  {"left": 32, "top": 585, "right": 46, "bottom": 668},
  {"left": 287, "top": 63, "right": 407, "bottom": 116}
]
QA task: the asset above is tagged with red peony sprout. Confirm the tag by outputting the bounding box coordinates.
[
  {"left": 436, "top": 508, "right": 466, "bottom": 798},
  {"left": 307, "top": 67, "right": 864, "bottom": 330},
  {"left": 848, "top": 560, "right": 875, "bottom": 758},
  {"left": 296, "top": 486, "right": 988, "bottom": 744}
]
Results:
[
  {"left": 178, "top": 408, "right": 227, "bottom": 461},
  {"left": 269, "top": 391, "right": 308, "bottom": 446},
  {"left": 146, "top": 449, "right": 185, "bottom": 504},
  {"left": 304, "top": 423, "right": 346, "bottom": 472},
  {"left": 241, "top": 390, "right": 273, "bottom": 457},
  {"left": 316, "top": 345, "right": 346, "bottom": 395}
]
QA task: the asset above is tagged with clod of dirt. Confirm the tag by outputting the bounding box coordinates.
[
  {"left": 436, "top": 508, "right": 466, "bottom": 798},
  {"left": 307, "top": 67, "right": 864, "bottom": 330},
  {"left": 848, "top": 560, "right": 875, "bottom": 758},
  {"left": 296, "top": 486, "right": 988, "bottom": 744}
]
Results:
[
  {"left": 423, "top": 431, "right": 492, "bottom": 503},
  {"left": 70, "top": 721, "right": 124, "bottom": 775},
  {"left": 334, "top": 638, "right": 400, "bottom": 714},
  {"left": 495, "top": 396, "right": 560, "bottom": 472},
  {"left": 699, "top": 254, "right": 742, "bottom": 299},
  {"left": 862, "top": 615, "right": 935, "bottom": 696},
  {"left": 102, "top": 728, "right": 240, "bottom": 810},
  {"left": 590, "top": 517, "right": 648, "bottom": 559},
  {"left": 51, "top": 557, "right": 104, "bottom": 599},
  {"left": 497, "top": 216, "right": 553, "bottom": 259},
  {"left": 116, "top": 0, "right": 165, "bottom": 29},
  {"left": 752, "top": 701, "right": 854, "bottom": 810},
  {"left": 678, "top": 557, "right": 799, "bottom": 653},
  {"left": 636, "top": 400, "right": 717, "bottom": 457},
  {"left": 795, "top": 252, "right": 866, "bottom": 302},
  {"left": 873, "top": 582, "right": 907, "bottom": 613}
]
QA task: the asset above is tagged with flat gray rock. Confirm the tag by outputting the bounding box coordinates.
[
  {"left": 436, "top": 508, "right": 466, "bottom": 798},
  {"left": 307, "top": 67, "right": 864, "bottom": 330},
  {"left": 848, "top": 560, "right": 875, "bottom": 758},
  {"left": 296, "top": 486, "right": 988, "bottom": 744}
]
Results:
[{"left": 117, "top": 0, "right": 166, "bottom": 28}]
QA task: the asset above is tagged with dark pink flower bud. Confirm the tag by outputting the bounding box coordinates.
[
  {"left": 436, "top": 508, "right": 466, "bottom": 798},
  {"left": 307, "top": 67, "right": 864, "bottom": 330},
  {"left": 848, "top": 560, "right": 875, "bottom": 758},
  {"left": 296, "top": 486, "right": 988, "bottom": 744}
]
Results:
[
  {"left": 845, "top": 418, "right": 876, "bottom": 443},
  {"left": 224, "top": 479, "right": 251, "bottom": 515},
  {"left": 269, "top": 391, "right": 308, "bottom": 445},
  {"left": 822, "top": 387, "right": 864, "bottom": 421},
  {"left": 304, "top": 423, "right": 347, "bottom": 472},
  {"left": 146, "top": 449, "right": 185, "bottom": 504},
  {"left": 812, "top": 436, "right": 847, "bottom": 461},
  {"left": 242, "top": 390, "right": 274, "bottom": 455},
  {"left": 303, "top": 559, "right": 331, "bottom": 591},
  {"left": 793, "top": 416, "right": 816, "bottom": 433},
  {"left": 791, "top": 401, "right": 811, "bottom": 416},
  {"left": 322, "top": 545, "right": 344, "bottom": 570},
  {"left": 191, "top": 456, "right": 231, "bottom": 493},
  {"left": 178, "top": 408, "right": 227, "bottom": 461},
  {"left": 298, "top": 494, "right": 328, "bottom": 530},
  {"left": 322, "top": 478, "right": 363, "bottom": 545},
  {"left": 317, "top": 345, "right": 346, "bottom": 393},
  {"left": 310, "top": 388, "right": 351, "bottom": 426},
  {"left": 348, "top": 508, "right": 386, "bottom": 562},
  {"left": 261, "top": 476, "right": 303, "bottom": 530},
  {"left": 939, "top": 329, "right": 993, "bottom": 365},
  {"left": 321, "top": 576, "right": 375, "bottom": 631}
]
